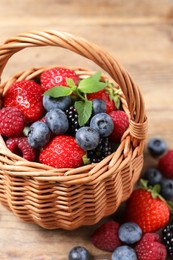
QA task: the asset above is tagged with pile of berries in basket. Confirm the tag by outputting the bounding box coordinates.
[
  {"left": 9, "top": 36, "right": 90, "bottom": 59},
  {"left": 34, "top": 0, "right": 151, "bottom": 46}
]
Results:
[{"left": 0, "top": 67, "right": 129, "bottom": 168}]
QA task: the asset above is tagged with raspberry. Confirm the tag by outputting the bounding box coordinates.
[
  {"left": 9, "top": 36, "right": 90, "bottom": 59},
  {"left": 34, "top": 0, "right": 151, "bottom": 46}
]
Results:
[
  {"left": 0, "top": 107, "right": 25, "bottom": 137},
  {"left": 158, "top": 150, "right": 173, "bottom": 178},
  {"left": 6, "top": 136, "right": 36, "bottom": 161}
]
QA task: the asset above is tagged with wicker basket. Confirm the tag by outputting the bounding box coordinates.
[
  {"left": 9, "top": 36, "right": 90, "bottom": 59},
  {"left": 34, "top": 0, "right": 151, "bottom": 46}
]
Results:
[{"left": 0, "top": 30, "right": 148, "bottom": 230}]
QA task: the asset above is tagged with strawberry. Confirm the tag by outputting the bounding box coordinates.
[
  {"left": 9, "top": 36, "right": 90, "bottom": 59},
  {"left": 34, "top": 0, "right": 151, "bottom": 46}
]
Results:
[
  {"left": 158, "top": 150, "right": 173, "bottom": 178},
  {"left": 91, "top": 220, "right": 122, "bottom": 252},
  {"left": 124, "top": 185, "right": 170, "bottom": 233},
  {"left": 39, "top": 135, "right": 85, "bottom": 168},
  {"left": 109, "top": 110, "right": 129, "bottom": 142},
  {"left": 3, "top": 80, "right": 44, "bottom": 122},
  {"left": 40, "top": 67, "right": 79, "bottom": 92},
  {"left": 135, "top": 233, "right": 167, "bottom": 260}
]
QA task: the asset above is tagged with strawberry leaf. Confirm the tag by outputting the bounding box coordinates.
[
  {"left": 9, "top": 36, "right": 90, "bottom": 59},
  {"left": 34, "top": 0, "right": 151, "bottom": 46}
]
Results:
[
  {"left": 66, "top": 78, "right": 77, "bottom": 90},
  {"left": 91, "top": 72, "right": 102, "bottom": 81},
  {"left": 74, "top": 100, "right": 92, "bottom": 126},
  {"left": 78, "top": 77, "right": 107, "bottom": 94},
  {"left": 43, "top": 86, "right": 73, "bottom": 98}
]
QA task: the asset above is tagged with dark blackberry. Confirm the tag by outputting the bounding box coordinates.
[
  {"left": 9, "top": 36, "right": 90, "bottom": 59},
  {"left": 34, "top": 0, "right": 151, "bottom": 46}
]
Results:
[
  {"left": 65, "top": 106, "right": 80, "bottom": 136},
  {"left": 87, "top": 137, "right": 112, "bottom": 163},
  {"left": 162, "top": 223, "right": 173, "bottom": 257}
]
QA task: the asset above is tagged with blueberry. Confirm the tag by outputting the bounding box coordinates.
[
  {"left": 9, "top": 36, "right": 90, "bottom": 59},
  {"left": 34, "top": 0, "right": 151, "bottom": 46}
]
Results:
[
  {"left": 76, "top": 126, "right": 100, "bottom": 151},
  {"left": 90, "top": 113, "right": 114, "bottom": 137},
  {"left": 92, "top": 99, "right": 106, "bottom": 115},
  {"left": 43, "top": 95, "right": 72, "bottom": 111},
  {"left": 161, "top": 178, "right": 173, "bottom": 200},
  {"left": 118, "top": 222, "right": 142, "bottom": 244},
  {"left": 45, "top": 108, "right": 69, "bottom": 135},
  {"left": 143, "top": 167, "right": 162, "bottom": 186},
  {"left": 148, "top": 138, "right": 167, "bottom": 157},
  {"left": 68, "top": 246, "right": 90, "bottom": 260},
  {"left": 112, "top": 245, "right": 137, "bottom": 260},
  {"left": 28, "top": 121, "right": 51, "bottom": 149}
]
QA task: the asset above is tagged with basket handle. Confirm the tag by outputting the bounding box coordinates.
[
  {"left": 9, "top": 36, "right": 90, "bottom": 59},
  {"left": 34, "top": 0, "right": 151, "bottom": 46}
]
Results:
[{"left": 0, "top": 30, "right": 147, "bottom": 143}]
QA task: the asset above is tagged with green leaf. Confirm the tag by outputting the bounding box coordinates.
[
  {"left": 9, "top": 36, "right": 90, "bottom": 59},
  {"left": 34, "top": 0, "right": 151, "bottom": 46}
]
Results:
[
  {"left": 91, "top": 72, "right": 102, "bottom": 81},
  {"left": 66, "top": 78, "right": 77, "bottom": 90},
  {"left": 43, "top": 86, "right": 73, "bottom": 98},
  {"left": 82, "top": 154, "right": 91, "bottom": 165},
  {"left": 78, "top": 77, "right": 107, "bottom": 94},
  {"left": 74, "top": 100, "right": 92, "bottom": 126}
]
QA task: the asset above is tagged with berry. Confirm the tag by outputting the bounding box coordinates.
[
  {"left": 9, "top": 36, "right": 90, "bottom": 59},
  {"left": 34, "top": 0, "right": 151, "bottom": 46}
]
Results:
[
  {"left": 28, "top": 121, "right": 51, "bottom": 149},
  {"left": 3, "top": 80, "right": 44, "bottom": 122},
  {"left": 124, "top": 187, "right": 170, "bottom": 233},
  {"left": 90, "top": 113, "right": 114, "bottom": 137},
  {"left": 143, "top": 167, "right": 162, "bottom": 186},
  {"left": 161, "top": 178, "right": 173, "bottom": 200},
  {"left": 0, "top": 107, "right": 25, "bottom": 137},
  {"left": 76, "top": 127, "right": 100, "bottom": 151},
  {"left": 109, "top": 110, "right": 129, "bottom": 143},
  {"left": 162, "top": 223, "right": 173, "bottom": 257},
  {"left": 148, "top": 138, "right": 167, "bottom": 157},
  {"left": 158, "top": 150, "right": 173, "bottom": 178},
  {"left": 87, "top": 137, "right": 112, "bottom": 163},
  {"left": 112, "top": 246, "right": 137, "bottom": 260},
  {"left": 39, "top": 135, "right": 85, "bottom": 168},
  {"left": 66, "top": 106, "right": 80, "bottom": 136},
  {"left": 91, "top": 220, "right": 121, "bottom": 252},
  {"left": 45, "top": 109, "right": 69, "bottom": 135},
  {"left": 68, "top": 246, "right": 90, "bottom": 260},
  {"left": 118, "top": 222, "right": 142, "bottom": 244},
  {"left": 135, "top": 233, "right": 167, "bottom": 260},
  {"left": 40, "top": 67, "right": 79, "bottom": 91},
  {"left": 92, "top": 99, "right": 106, "bottom": 115},
  {"left": 6, "top": 136, "right": 36, "bottom": 161},
  {"left": 43, "top": 95, "right": 72, "bottom": 112}
]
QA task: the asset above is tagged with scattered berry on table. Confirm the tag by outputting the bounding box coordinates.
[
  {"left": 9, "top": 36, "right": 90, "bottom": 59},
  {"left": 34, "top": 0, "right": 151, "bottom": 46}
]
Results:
[
  {"left": 0, "top": 106, "right": 25, "bottom": 137},
  {"left": 162, "top": 223, "right": 173, "bottom": 257},
  {"left": 3, "top": 80, "right": 44, "bottom": 122},
  {"left": 40, "top": 67, "right": 79, "bottom": 91},
  {"left": 6, "top": 136, "right": 36, "bottom": 161},
  {"left": 158, "top": 150, "right": 173, "bottom": 179},
  {"left": 112, "top": 245, "right": 137, "bottom": 260},
  {"left": 45, "top": 108, "right": 69, "bottom": 135},
  {"left": 66, "top": 106, "right": 80, "bottom": 136},
  {"left": 91, "top": 220, "right": 121, "bottom": 252},
  {"left": 68, "top": 246, "right": 90, "bottom": 260},
  {"left": 109, "top": 110, "right": 129, "bottom": 143},
  {"left": 142, "top": 167, "right": 162, "bottom": 186},
  {"left": 90, "top": 113, "right": 114, "bottom": 137},
  {"left": 28, "top": 121, "right": 51, "bottom": 149},
  {"left": 39, "top": 135, "right": 85, "bottom": 168},
  {"left": 43, "top": 95, "right": 72, "bottom": 112},
  {"left": 87, "top": 137, "right": 113, "bottom": 163},
  {"left": 161, "top": 178, "right": 173, "bottom": 200},
  {"left": 135, "top": 233, "right": 167, "bottom": 260},
  {"left": 92, "top": 98, "right": 106, "bottom": 115},
  {"left": 147, "top": 137, "right": 167, "bottom": 157},
  {"left": 118, "top": 222, "right": 142, "bottom": 245}
]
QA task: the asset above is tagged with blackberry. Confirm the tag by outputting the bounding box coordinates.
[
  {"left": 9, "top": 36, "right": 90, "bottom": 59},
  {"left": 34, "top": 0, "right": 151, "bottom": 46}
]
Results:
[
  {"left": 162, "top": 223, "right": 173, "bottom": 257},
  {"left": 87, "top": 137, "right": 112, "bottom": 163},
  {"left": 65, "top": 106, "right": 80, "bottom": 136}
]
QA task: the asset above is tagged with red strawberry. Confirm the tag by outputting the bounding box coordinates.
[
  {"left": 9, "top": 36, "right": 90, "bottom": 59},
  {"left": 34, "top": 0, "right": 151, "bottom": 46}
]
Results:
[
  {"left": 109, "top": 110, "right": 129, "bottom": 142},
  {"left": 124, "top": 187, "right": 170, "bottom": 233},
  {"left": 40, "top": 67, "right": 79, "bottom": 91},
  {"left": 39, "top": 135, "right": 85, "bottom": 168},
  {"left": 6, "top": 136, "right": 36, "bottom": 161},
  {"left": 135, "top": 233, "right": 167, "bottom": 260},
  {"left": 87, "top": 89, "right": 116, "bottom": 114},
  {"left": 3, "top": 80, "right": 44, "bottom": 122},
  {"left": 91, "top": 220, "right": 122, "bottom": 252},
  {"left": 158, "top": 150, "right": 173, "bottom": 178},
  {"left": 0, "top": 107, "right": 25, "bottom": 137}
]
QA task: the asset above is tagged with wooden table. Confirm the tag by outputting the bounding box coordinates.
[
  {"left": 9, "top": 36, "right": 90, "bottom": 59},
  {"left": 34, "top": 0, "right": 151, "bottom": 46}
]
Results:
[{"left": 0, "top": 0, "right": 173, "bottom": 259}]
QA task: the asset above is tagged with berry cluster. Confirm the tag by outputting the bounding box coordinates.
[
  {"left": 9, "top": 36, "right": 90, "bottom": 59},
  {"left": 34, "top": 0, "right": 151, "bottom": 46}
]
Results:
[{"left": 0, "top": 67, "right": 129, "bottom": 169}]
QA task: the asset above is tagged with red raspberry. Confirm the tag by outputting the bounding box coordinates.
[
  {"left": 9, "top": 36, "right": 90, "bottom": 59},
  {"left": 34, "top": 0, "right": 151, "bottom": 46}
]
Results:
[
  {"left": 91, "top": 220, "right": 122, "bottom": 252},
  {"left": 0, "top": 107, "right": 25, "bottom": 137},
  {"left": 6, "top": 136, "right": 36, "bottom": 161},
  {"left": 40, "top": 67, "right": 79, "bottom": 91},
  {"left": 158, "top": 150, "right": 173, "bottom": 178},
  {"left": 135, "top": 233, "right": 167, "bottom": 260},
  {"left": 109, "top": 110, "right": 129, "bottom": 142}
]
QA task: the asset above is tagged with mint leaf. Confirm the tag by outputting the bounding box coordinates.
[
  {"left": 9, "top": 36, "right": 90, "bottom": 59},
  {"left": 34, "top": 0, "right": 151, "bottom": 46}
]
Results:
[
  {"left": 74, "top": 100, "right": 92, "bottom": 126},
  {"left": 78, "top": 78, "right": 106, "bottom": 94},
  {"left": 43, "top": 86, "right": 73, "bottom": 98},
  {"left": 66, "top": 78, "right": 77, "bottom": 90},
  {"left": 91, "top": 72, "right": 102, "bottom": 81}
]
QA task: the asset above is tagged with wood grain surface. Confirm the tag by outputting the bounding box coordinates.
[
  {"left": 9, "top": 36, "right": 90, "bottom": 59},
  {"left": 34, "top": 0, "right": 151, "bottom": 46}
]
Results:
[{"left": 0, "top": 0, "right": 173, "bottom": 259}]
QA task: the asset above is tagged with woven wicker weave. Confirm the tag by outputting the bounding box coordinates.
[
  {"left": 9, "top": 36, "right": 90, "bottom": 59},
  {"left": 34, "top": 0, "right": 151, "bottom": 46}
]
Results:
[{"left": 0, "top": 30, "right": 148, "bottom": 230}]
